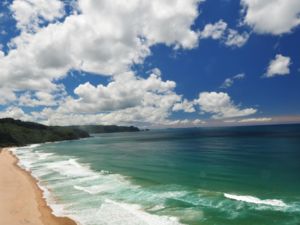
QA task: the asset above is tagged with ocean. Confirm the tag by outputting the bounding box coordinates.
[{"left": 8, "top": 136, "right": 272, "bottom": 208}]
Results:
[{"left": 11, "top": 124, "right": 300, "bottom": 225}]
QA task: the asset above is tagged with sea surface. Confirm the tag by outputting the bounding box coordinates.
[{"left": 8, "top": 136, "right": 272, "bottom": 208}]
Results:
[{"left": 11, "top": 124, "right": 300, "bottom": 225}]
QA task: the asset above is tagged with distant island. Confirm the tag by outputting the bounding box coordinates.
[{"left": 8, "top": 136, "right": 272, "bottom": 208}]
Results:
[{"left": 0, "top": 118, "right": 140, "bottom": 147}]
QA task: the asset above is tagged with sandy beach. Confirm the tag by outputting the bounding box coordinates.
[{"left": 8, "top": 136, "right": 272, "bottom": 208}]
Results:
[{"left": 0, "top": 149, "right": 77, "bottom": 225}]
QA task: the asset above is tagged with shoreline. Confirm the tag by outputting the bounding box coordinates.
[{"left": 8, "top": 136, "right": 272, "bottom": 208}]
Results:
[{"left": 0, "top": 148, "right": 77, "bottom": 225}]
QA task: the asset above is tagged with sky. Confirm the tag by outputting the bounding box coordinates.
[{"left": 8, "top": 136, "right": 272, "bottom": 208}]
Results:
[{"left": 0, "top": 0, "right": 299, "bottom": 128}]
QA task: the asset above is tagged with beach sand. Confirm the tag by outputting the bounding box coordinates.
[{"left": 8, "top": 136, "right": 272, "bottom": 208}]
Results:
[{"left": 0, "top": 149, "right": 77, "bottom": 225}]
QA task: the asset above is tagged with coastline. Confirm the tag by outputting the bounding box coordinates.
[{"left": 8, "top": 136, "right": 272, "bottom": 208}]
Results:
[{"left": 0, "top": 148, "right": 77, "bottom": 225}]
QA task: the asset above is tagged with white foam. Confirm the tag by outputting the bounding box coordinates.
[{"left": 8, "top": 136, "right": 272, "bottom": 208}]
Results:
[
  {"left": 38, "top": 152, "right": 54, "bottom": 160},
  {"left": 27, "top": 143, "right": 42, "bottom": 148},
  {"left": 224, "top": 193, "right": 287, "bottom": 207},
  {"left": 74, "top": 184, "right": 114, "bottom": 195},
  {"left": 9, "top": 147, "right": 71, "bottom": 217},
  {"left": 149, "top": 204, "right": 166, "bottom": 211},
  {"left": 95, "top": 199, "right": 184, "bottom": 225},
  {"left": 10, "top": 145, "right": 186, "bottom": 225},
  {"left": 36, "top": 183, "right": 68, "bottom": 217},
  {"left": 46, "top": 159, "right": 94, "bottom": 178}
]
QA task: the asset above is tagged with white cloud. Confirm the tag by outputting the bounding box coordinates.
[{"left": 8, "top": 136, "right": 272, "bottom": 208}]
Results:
[
  {"left": 0, "top": 0, "right": 269, "bottom": 127},
  {"left": 61, "top": 71, "right": 178, "bottom": 113},
  {"left": 173, "top": 99, "right": 196, "bottom": 113},
  {"left": 224, "top": 29, "right": 249, "bottom": 47},
  {"left": 223, "top": 117, "right": 272, "bottom": 123},
  {"left": 266, "top": 54, "right": 291, "bottom": 77},
  {"left": 200, "top": 20, "right": 249, "bottom": 47},
  {"left": 0, "top": 106, "right": 31, "bottom": 121},
  {"left": 26, "top": 70, "right": 193, "bottom": 126},
  {"left": 30, "top": 107, "right": 202, "bottom": 127},
  {"left": 21, "top": 85, "right": 258, "bottom": 126},
  {"left": 0, "top": 0, "right": 201, "bottom": 97},
  {"left": 163, "top": 119, "right": 205, "bottom": 127},
  {"left": 233, "top": 74, "right": 246, "bottom": 79},
  {"left": 10, "top": 0, "right": 65, "bottom": 32},
  {"left": 221, "top": 73, "right": 245, "bottom": 88},
  {"left": 221, "top": 78, "right": 234, "bottom": 89},
  {"left": 0, "top": 88, "right": 17, "bottom": 105},
  {"left": 195, "top": 92, "right": 257, "bottom": 119},
  {"left": 238, "top": 117, "right": 272, "bottom": 123},
  {"left": 18, "top": 89, "right": 65, "bottom": 107},
  {"left": 200, "top": 20, "right": 227, "bottom": 39},
  {"left": 241, "top": 0, "right": 300, "bottom": 35}
]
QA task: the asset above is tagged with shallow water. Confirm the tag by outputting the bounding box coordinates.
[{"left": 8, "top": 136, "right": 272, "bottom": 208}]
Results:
[{"left": 12, "top": 124, "right": 300, "bottom": 225}]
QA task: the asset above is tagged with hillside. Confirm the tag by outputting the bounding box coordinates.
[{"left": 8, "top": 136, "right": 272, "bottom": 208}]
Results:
[
  {"left": 0, "top": 118, "right": 90, "bottom": 147},
  {"left": 70, "top": 125, "right": 140, "bottom": 134},
  {"left": 0, "top": 118, "right": 141, "bottom": 147}
]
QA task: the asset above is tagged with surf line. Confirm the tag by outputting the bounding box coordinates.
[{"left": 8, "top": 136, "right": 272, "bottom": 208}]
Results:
[{"left": 224, "top": 193, "right": 287, "bottom": 207}]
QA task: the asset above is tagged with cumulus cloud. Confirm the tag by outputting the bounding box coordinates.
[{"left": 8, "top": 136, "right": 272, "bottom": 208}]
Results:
[
  {"left": 265, "top": 54, "right": 291, "bottom": 77},
  {"left": 22, "top": 84, "right": 257, "bottom": 126},
  {"left": 0, "top": 0, "right": 265, "bottom": 127},
  {"left": 61, "top": 71, "right": 178, "bottom": 113},
  {"left": 224, "top": 29, "right": 249, "bottom": 47},
  {"left": 221, "top": 73, "right": 245, "bottom": 88},
  {"left": 195, "top": 92, "right": 257, "bottom": 119},
  {"left": 200, "top": 20, "right": 249, "bottom": 47},
  {"left": 0, "top": 88, "right": 17, "bottom": 105},
  {"left": 18, "top": 89, "right": 66, "bottom": 107},
  {"left": 0, "top": 0, "right": 204, "bottom": 128},
  {"left": 10, "top": 0, "right": 65, "bottom": 32},
  {"left": 1, "top": 0, "right": 201, "bottom": 95},
  {"left": 241, "top": 0, "right": 300, "bottom": 35},
  {"left": 0, "top": 106, "right": 31, "bottom": 121},
  {"left": 173, "top": 99, "right": 196, "bottom": 113},
  {"left": 25, "top": 70, "right": 197, "bottom": 126},
  {"left": 200, "top": 20, "right": 227, "bottom": 40}
]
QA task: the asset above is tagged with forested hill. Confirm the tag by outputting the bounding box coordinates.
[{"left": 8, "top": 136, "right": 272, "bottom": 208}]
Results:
[
  {"left": 69, "top": 125, "right": 140, "bottom": 134},
  {"left": 0, "top": 118, "right": 90, "bottom": 147},
  {"left": 0, "top": 118, "right": 141, "bottom": 147}
]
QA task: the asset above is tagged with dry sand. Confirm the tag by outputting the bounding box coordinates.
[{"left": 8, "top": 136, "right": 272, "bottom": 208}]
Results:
[{"left": 0, "top": 149, "right": 77, "bottom": 225}]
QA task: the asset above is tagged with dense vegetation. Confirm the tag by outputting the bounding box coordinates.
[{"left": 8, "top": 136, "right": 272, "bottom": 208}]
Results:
[
  {"left": 69, "top": 125, "right": 140, "bottom": 134},
  {"left": 0, "top": 118, "right": 140, "bottom": 147},
  {"left": 0, "top": 118, "right": 90, "bottom": 147}
]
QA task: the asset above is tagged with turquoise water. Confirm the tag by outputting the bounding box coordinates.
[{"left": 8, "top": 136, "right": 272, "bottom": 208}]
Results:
[{"left": 12, "top": 124, "right": 300, "bottom": 225}]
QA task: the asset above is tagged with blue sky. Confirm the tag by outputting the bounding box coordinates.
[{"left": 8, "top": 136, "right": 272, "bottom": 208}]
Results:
[{"left": 0, "top": 0, "right": 299, "bottom": 127}]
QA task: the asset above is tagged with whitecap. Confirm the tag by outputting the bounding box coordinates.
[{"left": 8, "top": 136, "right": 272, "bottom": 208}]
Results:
[
  {"left": 10, "top": 145, "right": 185, "bottom": 225},
  {"left": 224, "top": 193, "right": 287, "bottom": 207},
  {"left": 27, "top": 143, "right": 42, "bottom": 148},
  {"left": 95, "top": 199, "right": 184, "bottom": 225},
  {"left": 46, "top": 159, "right": 94, "bottom": 178},
  {"left": 74, "top": 184, "right": 115, "bottom": 195}
]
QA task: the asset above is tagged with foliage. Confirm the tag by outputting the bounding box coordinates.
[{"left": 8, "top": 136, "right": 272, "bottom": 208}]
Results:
[
  {"left": 0, "top": 118, "right": 90, "bottom": 147},
  {"left": 69, "top": 125, "right": 140, "bottom": 134},
  {"left": 0, "top": 118, "right": 140, "bottom": 147}
]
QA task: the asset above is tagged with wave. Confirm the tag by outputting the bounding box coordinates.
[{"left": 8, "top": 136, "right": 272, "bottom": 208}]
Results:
[
  {"left": 10, "top": 144, "right": 299, "bottom": 225},
  {"left": 27, "top": 143, "right": 42, "bottom": 148},
  {"left": 99, "top": 199, "right": 184, "bottom": 225},
  {"left": 224, "top": 193, "right": 287, "bottom": 207},
  {"left": 74, "top": 184, "right": 117, "bottom": 195},
  {"left": 10, "top": 144, "right": 187, "bottom": 225}
]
